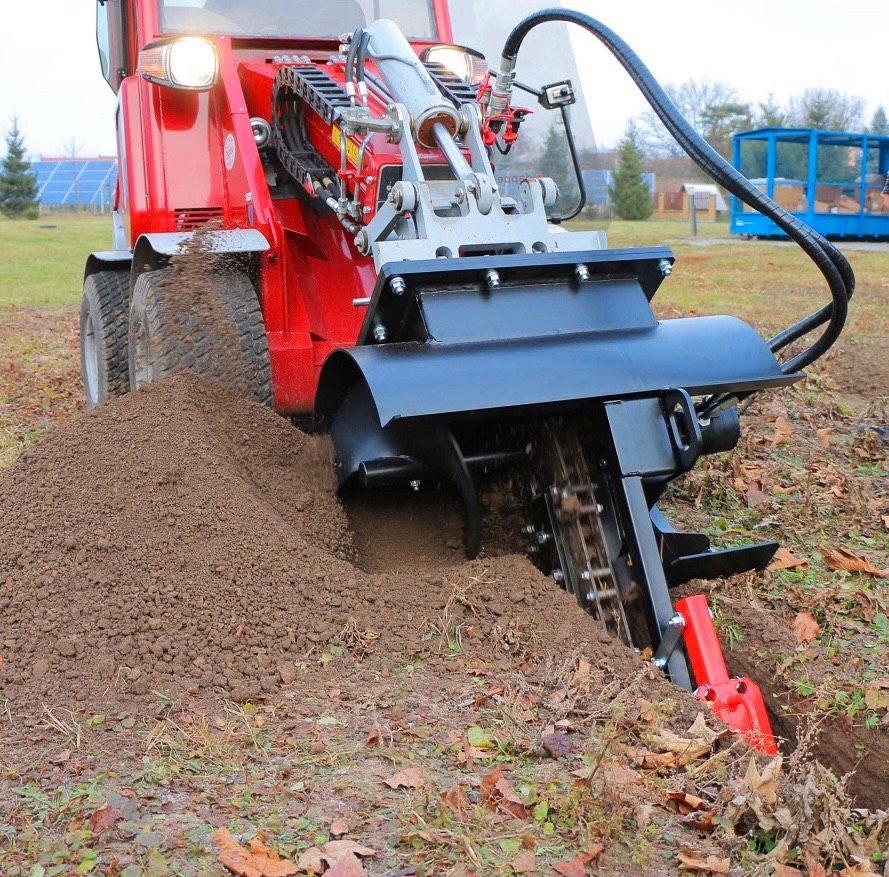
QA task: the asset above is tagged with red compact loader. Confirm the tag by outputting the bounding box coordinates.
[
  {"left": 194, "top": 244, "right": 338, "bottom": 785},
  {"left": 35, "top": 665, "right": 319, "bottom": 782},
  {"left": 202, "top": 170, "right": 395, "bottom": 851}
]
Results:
[{"left": 81, "top": 0, "right": 855, "bottom": 754}]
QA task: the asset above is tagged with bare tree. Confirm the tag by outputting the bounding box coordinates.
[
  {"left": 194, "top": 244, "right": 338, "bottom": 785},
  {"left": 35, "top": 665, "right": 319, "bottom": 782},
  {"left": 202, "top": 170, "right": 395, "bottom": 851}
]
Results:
[{"left": 636, "top": 79, "right": 743, "bottom": 157}]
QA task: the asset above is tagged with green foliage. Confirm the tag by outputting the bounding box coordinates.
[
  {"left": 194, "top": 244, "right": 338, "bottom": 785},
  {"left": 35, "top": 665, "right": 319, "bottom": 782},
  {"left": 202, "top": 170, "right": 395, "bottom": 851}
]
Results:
[
  {"left": 0, "top": 117, "right": 39, "bottom": 219},
  {"left": 869, "top": 105, "right": 889, "bottom": 135},
  {"left": 700, "top": 101, "right": 752, "bottom": 161},
  {"left": 538, "top": 119, "right": 580, "bottom": 212},
  {"left": 609, "top": 124, "right": 652, "bottom": 221}
]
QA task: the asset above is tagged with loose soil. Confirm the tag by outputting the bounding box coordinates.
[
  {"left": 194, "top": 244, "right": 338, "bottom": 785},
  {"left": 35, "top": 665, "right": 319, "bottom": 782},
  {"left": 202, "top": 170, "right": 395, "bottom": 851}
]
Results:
[{"left": 0, "top": 375, "right": 639, "bottom": 709}]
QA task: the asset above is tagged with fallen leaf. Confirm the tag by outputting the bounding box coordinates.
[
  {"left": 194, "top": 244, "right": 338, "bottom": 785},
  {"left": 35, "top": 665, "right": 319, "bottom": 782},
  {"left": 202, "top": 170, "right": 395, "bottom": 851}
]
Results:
[
  {"left": 296, "top": 847, "right": 324, "bottom": 873},
  {"left": 676, "top": 849, "right": 730, "bottom": 874},
  {"left": 330, "top": 819, "right": 349, "bottom": 838},
  {"left": 792, "top": 611, "right": 821, "bottom": 645},
  {"left": 49, "top": 749, "right": 72, "bottom": 765},
  {"left": 382, "top": 767, "right": 426, "bottom": 790},
  {"left": 320, "top": 841, "right": 377, "bottom": 863},
  {"left": 511, "top": 849, "right": 537, "bottom": 873},
  {"left": 816, "top": 427, "right": 834, "bottom": 448},
  {"left": 89, "top": 804, "right": 123, "bottom": 836},
  {"left": 541, "top": 731, "right": 572, "bottom": 759},
  {"left": 667, "top": 791, "right": 708, "bottom": 814},
  {"left": 881, "top": 514, "right": 889, "bottom": 531},
  {"left": 495, "top": 776, "right": 530, "bottom": 820},
  {"left": 772, "top": 417, "right": 793, "bottom": 446},
  {"left": 552, "top": 845, "right": 603, "bottom": 876},
  {"left": 439, "top": 784, "right": 470, "bottom": 821},
  {"left": 325, "top": 852, "right": 365, "bottom": 877},
  {"left": 768, "top": 547, "right": 808, "bottom": 572},
  {"left": 864, "top": 679, "right": 889, "bottom": 711},
  {"left": 743, "top": 756, "right": 781, "bottom": 806},
  {"left": 821, "top": 546, "right": 889, "bottom": 578},
  {"left": 745, "top": 486, "right": 769, "bottom": 508},
  {"left": 803, "top": 850, "right": 829, "bottom": 877},
  {"left": 211, "top": 828, "right": 297, "bottom": 877},
  {"left": 773, "top": 865, "right": 804, "bottom": 877}
]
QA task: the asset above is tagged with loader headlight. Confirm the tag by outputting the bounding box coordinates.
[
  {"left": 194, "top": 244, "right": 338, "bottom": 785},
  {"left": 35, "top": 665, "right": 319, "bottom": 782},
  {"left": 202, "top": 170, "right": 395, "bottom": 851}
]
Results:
[
  {"left": 422, "top": 44, "right": 488, "bottom": 86},
  {"left": 137, "top": 37, "right": 218, "bottom": 91}
]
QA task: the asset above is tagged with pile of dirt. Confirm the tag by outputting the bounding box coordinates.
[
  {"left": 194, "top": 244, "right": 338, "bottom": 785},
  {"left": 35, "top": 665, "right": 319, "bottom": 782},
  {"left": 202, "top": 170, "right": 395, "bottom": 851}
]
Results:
[{"left": 0, "top": 376, "right": 633, "bottom": 709}]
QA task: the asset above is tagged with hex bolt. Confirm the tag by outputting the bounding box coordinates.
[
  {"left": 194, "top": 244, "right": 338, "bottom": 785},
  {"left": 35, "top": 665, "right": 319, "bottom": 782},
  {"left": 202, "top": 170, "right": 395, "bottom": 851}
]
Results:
[
  {"left": 574, "top": 264, "right": 591, "bottom": 284},
  {"left": 485, "top": 269, "right": 501, "bottom": 290},
  {"left": 536, "top": 531, "right": 552, "bottom": 545},
  {"left": 373, "top": 324, "right": 388, "bottom": 343},
  {"left": 580, "top": 570, "right": 591, "bottom": 582},
  {"left": 410, "top": 479, "right": 421, "bottom": 492},
  {"left": 552, "top": 569, "right": 565, "bottom": 584},
  {"left": 390, "top": 276, "right": 407, "bottom": 296},
  {"left": 521, "top": 524, "right": 536, "bottom": 535},
  {"left": 658, "top": 258, "right": 673, "bottom": 277}
]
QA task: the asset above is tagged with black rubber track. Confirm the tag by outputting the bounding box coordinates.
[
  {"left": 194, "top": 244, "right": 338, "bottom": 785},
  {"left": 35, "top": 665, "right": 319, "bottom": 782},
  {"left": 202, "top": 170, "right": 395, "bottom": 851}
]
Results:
[
  {"left": 128, "top": 269, "right": 273, "bottom": 406},
  {"left": 80, "top": 270, "right": 131, "bottom": 407}
]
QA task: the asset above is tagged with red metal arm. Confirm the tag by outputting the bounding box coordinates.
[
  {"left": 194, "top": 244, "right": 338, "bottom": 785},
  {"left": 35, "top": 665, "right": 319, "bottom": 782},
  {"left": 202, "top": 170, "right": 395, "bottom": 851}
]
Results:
[{"left": 676, "top": 595, "right": 778, "bottom": 756}]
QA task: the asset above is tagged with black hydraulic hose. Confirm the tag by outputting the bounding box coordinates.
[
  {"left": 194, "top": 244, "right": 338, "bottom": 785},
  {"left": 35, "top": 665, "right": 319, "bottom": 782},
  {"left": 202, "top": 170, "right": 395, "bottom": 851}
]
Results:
[
  {"left": 345, "top": 27, "right": 362, "bottom": 97},
  {"left": 356, "top": 30, "right": 371, "bottom": 85},
  {"left": 500, "top": 9, "right": 854, "bottom": 375},
  {"left": 551, "top": 104, "right": 587, "bottom": 223}
]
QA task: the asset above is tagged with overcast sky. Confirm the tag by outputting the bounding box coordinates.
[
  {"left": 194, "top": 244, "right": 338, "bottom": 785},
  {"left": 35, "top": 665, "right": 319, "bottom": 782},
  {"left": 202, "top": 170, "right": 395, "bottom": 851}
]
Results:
[{"left": 0, "top": 0, "right": 885, "bottom": 157}]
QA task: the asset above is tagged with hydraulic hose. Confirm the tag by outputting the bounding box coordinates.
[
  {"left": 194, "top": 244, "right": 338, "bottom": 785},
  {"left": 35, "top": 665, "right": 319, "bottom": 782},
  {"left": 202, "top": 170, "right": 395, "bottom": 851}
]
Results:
[{"left": 499, "top": 9, "right": 854, "bottom": 377}]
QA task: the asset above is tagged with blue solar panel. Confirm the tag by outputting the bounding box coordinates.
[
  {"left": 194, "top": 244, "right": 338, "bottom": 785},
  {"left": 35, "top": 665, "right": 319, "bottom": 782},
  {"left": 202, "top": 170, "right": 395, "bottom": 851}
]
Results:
[{"left": 30, "top": 159, "right": 118, "bottom": 207}]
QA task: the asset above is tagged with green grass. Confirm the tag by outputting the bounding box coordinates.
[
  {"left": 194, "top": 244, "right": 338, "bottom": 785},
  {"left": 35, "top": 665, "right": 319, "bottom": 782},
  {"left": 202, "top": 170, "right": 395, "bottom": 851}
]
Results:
[{"left": 0, "top": 214, "right": 111, "bottom": 307}]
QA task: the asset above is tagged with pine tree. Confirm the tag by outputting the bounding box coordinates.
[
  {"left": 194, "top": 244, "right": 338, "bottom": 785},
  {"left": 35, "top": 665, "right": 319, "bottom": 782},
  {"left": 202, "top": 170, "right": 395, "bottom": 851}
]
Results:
[
  {"left": 609, "top": 124, "right": 652, "bottom": 220},
  {"left": 0, "top": 117, "right": 39, "bottom": 219},
  {"left": 869, "top": 105, "right": 889, "bottom": 135}
]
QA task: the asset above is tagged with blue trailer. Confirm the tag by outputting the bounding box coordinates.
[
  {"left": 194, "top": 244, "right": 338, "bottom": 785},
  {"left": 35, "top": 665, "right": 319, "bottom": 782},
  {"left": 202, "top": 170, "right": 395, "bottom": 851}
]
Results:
[{"left": 730, "top": 127, "right": 889, "bottom": 240}]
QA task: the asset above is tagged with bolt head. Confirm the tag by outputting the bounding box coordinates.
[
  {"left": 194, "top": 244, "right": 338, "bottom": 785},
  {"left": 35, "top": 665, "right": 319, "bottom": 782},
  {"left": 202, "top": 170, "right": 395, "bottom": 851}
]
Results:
[
  {"left": 574, "top": 264, "right": 591, "bottom": 283},
  {"left": 658, "top": 258, "right": 673, "bottom": 277},
  {"left": 484, "top": 269, "right": 501, "bottom": 289},
  {"left": 373, "top": 325, "right": 388, "bottom": 343},
  {"left": 409, "top": 479, "right": 421, "bottom": 492}
]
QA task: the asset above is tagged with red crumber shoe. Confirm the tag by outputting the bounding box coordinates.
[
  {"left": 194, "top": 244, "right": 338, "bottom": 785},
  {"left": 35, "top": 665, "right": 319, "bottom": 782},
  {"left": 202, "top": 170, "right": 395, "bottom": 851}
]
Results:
[{"left": 676, "top": 594, "right": 779, "bottom": 756}]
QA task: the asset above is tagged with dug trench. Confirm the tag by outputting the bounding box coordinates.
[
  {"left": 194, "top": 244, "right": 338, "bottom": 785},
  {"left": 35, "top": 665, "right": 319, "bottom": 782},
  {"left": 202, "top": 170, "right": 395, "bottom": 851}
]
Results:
[{"left": 1, "top": 374, "right": 885, "bottom": 815}]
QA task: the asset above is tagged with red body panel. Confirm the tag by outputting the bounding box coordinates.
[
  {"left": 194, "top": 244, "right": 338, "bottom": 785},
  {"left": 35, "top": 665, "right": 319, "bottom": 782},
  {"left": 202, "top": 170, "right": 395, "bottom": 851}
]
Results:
[{"left": 113, "top": 0, "right": 454, "bottom": 413}]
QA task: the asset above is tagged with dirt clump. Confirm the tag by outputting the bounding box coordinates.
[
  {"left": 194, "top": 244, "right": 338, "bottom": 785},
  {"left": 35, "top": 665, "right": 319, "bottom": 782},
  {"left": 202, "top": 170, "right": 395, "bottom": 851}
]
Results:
[{"left": 0, "top": 375, "right": 630, "bottom": 711}]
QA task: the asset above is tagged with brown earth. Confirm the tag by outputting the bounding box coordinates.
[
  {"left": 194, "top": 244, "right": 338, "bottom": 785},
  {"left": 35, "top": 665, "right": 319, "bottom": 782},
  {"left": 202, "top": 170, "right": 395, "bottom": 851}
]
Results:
[{"left": 0, "top": 375, "right": 645, "bottom": 712}]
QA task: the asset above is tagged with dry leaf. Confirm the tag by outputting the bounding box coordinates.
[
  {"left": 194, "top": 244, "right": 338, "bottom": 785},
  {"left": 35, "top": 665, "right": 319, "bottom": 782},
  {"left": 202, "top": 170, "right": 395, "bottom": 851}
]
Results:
[
  {"left": 439, "top": 784, "right": 470, "bottom": 821},
  {"left": 325, "top": 852, "right": 366, "bottom": 877},
  {"left": 89, "top": 804, "right": 122, "bottom": 836},
  {"left": 821, "top": 546, "right": 889, "bottom": 578},
  {"left": 676, "top": 849, "right": 730, "bottom": 874},
  {"left": 211, "top": 828, "right": 297, "bottom": 877},
  {"left": 541, "top": 731, "right": 573, "bottom": 759},
  {"left": 552, "top": 845, "right": 603, "bottom": 876},
  {"left": 803, "top": 850, "right": 829, "bottom": 877},
  {"left": 772, "top": 417, "right": 793, "bottom": 446},
  {"left": 49, "top": 749, "right": 72, "bottom": 765},
  {"left": 768, "top": 547, "right": 808, "bottom": 571},
  {"left": 667, "top": 791, "right": 708, "bottom": 814},
  {"left": 295, "top": 847, "right": 324, "bottom": 873},
  {"left": 511, "top": 849, "right": 537, "bottom": 873},
  {"left": 816, "top": 427, "right": 834, "bottom": 448},
  {"left": 864, "top": 679, "right": 889, "bottom": 711},
  {"left": 745, "top": 486, "right": 769, "bottom": 508},
  {"left": 792, "top": 611, "right": 821, "bottom": 645},
  {"left": 494, "top": 776, "right": 530, "bottom": 820},
  {"left": 382, "top": 767, "right": 426, "bottom": 790},
  {"left": 743, "top": 756, "right": 781, "bottom": 806},
  {"left": 881, "top": 514, "right": 889, "bottom": 531},
  {"left": 329, "top": 819, "right": 349, "bottom": 838},
  {"left": 773, "top": 865, "right": 803, "bottom": 877},
  {"left": 320, "top": 841, "right": 377, "bottom": 863}
]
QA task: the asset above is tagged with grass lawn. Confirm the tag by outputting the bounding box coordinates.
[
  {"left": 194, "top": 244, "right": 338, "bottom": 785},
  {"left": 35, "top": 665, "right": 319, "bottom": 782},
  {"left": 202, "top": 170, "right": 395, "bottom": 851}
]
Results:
[{"left": 0, "top": 214, "right": 112, "bottom": 306}]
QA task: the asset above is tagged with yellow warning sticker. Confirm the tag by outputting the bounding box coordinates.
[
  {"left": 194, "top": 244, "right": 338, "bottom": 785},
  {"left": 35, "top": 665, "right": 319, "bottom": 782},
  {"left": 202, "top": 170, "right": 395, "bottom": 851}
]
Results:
[{"left": 331, "top": 126, "right": 361, "bottom": 167}]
